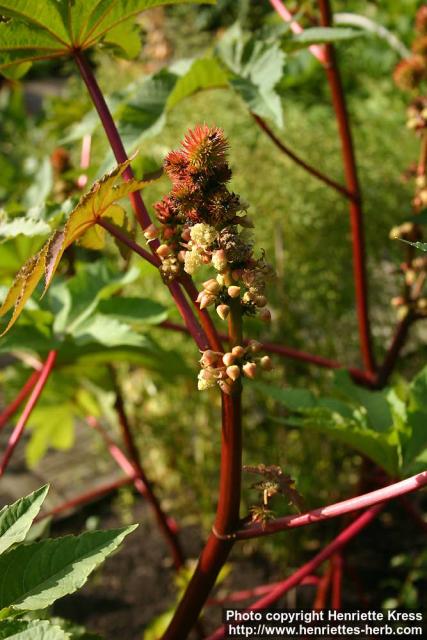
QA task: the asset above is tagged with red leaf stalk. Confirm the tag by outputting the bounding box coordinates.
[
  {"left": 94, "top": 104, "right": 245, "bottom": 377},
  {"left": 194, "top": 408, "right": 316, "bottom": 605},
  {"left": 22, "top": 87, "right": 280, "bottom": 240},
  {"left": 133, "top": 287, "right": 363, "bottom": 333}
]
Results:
[
  {"left": 206, "top": 505, "right": 383, "bottom": 640},
  {"left": 0, "top": 350, "right": 57, "bottom": 477},
  {"left": 234, "top": 471, "right": 427, "bottom": 540},
  {"left": 87, "top": 416, "right": 183, "bottom": 569},
  {"left": 252, "top": 114, "right": 354, "bottom": 200},
  {"left": 207, "top": 576, "right": 319, "bottom": 606},
  {"left": 313, "top": 562, "right": 333, "bottom": 609},
  {"left": 0, "top": 369, "right": 40, "bottom": 431},
  {"left": 317, "top": 0, "right": 376, "bottom": 375},
  {"left": 331, "top": 552, "right": 343, "bottom": 609},
  {"left": 35, "top": 476, "right": 134, "bottom": 522}
]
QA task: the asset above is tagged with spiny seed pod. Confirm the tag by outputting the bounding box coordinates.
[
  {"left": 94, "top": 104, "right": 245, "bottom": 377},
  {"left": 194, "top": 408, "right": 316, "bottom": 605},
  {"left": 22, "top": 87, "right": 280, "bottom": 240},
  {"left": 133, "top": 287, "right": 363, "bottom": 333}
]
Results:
[
  {"left": 232, "top": 345, "right": 246, "bottom": 358},
  {"left": 416, "top": 5, "right": 427, "bottom": 35},
  {"left": 216, "top": 304, "right": 230, "bottom": 320},
  {"left": 260, "top": 356, "right": 273, "bottom": 371},
  {"left": 144, "top": 223, "right": 159, "bottom": 241},
  {"left": 228, "top": 285, "right": 241, "bottom": 298},
  {"left": 226, "top": 365, "right": 241, "bottom": 381},
  {"left": 223, "top": 352, "right": 235, "bottom": 367},
  {"left": 181, "top": 124, "right": 229, "bottom": 172},
  {"left": 393, "top": 56, "right": 427, "bottom": 92},
  {"left": 413, "top": 35, "right": 427, "bottom": 57},
  {"left": 243, "top": 362, "right": 257, "bottom": 379},
  {"left": 156, "top": 244, "right": 171, "bottom": 259}
]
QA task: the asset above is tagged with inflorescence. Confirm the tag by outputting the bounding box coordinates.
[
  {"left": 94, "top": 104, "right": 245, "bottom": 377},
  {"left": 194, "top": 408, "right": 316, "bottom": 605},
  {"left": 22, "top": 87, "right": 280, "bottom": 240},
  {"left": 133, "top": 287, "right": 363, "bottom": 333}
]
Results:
[{"left": 148, "top": 124, "right": 274, "bottom": 392}]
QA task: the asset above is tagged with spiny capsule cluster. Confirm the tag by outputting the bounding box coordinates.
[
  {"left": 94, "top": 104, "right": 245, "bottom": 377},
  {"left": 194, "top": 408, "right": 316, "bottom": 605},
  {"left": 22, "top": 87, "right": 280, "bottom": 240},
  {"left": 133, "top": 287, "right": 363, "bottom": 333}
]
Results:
[
  {"left": 198, "top": 341, "right": 272, "bottom": 394},
  {"left": 394, "top": 6, "right": 427, "bottom": 92},
  {"left": 149, "top": 124, "right": 273, "bottom": 320}
]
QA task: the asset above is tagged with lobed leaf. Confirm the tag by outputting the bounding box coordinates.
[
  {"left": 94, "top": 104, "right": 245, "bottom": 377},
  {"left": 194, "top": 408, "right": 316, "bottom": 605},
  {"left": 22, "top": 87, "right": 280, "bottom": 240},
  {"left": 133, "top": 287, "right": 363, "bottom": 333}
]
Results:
[
  {"left": 0, "top": 525, "right": 137, "bottom": 610},
  {"left": 0, "top": 619, "right": 68, "bottom": 640},
  {"left": 0, "top": 158, "right": 150, "bottom": 335},
  {"left": 0, "top": 486, "right": 49, "bottom": 555}
]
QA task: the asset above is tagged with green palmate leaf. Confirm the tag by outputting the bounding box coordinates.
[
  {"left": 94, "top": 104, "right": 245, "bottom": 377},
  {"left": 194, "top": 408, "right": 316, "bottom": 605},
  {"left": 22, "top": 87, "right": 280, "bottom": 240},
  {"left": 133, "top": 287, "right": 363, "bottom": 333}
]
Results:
[
  {"left": 0, "top": 525, "right": 137, "bottom": 610},
  {"left": 97, "top": 297, "right": 168, "bottom": 325},
  {"left": 0, "top": 486, "right": 49, "bottom": 555},
  {"left": 216, "top": 23, "right": 285, "bottom": 128},
  {"left": 0, "top": 209, "right": 51, "bottom": 241},
  {"left": 70, "top": 314, "right": 148, "bottom": 347},
  {"left": 0, "top": 619, "right": 68, "bottom": 640},
  {"left": 26, "top": 405, "right": 74, "bottom": 467},
  {"left": 0, "top": 158, "right": 150, "bottom": 335},
  {"left": 101, "top": 17, "right": 141, "bottom": 60},
  {"left": 0, "top": 1, "right": 214, "bottom": 72},
  {"left": 167, "top": 57, "right": 229, "bottom": 110}
]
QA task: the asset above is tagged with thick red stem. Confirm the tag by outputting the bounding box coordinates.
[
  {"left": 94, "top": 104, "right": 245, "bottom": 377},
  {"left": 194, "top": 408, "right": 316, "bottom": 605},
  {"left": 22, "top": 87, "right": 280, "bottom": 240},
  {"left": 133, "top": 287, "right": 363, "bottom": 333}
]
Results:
[
  {"left": 0, "top": 351, "right": 57, "bottom": 477},
  {"left": 206, "top": 505, "right": 382, "bottom": 640},
  {"left": 318, "top": 0, "right": 375, "bottom": 375},
  {"left": 233, "top": 471, "right": 427, "bottom": 540},
  {"left": 0, "top": 370, "right": 40, "bottom": 431},
  {"left": 97, "top": 218, "right": 160, "bottom": 267},
  {"left": 331, "top": 553, "right": 343, "bottom": 609},
  {"left": 252, "top": 114, "right": 354, "bottom": 200},
  {"left": 35, "top": 476, "right": 134, "bottom": 522}
]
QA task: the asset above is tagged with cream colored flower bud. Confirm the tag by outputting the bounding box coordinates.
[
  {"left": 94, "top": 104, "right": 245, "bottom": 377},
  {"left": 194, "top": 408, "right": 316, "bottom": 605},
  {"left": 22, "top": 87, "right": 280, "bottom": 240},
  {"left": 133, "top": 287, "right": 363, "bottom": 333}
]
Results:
[
  {"left": 389, "top": 226, "right": 401, "bottom": 239},
  {"left": 144, "top": 224, "right": 159, "bottom": 241},
  {"left": 181, "top": 227, "right": 191, "bottom": 242},
  {"left": 226, "top": 365, "right": 241, "bottom": 381},
  {"left": 216, "top": 304, "right": 230, "bottom": 320},
  {"left": 177, "top": 250, "right": 186, "bottom": 263},
  {"left": 260, "top": 356, "right": 273, "bottom": 371},
  {"left": 228, "top": 286, "right": 241, "bottom": 298},
  {"left": 219, "top": 380, "right": 233, "bottom": 395},
  {"left": 248, "top": 340, "right": 262, "bottom": 353},
  {"left": 242, "top": 362, "right": 257, "bottom": 379},
  {"left": 255, "top": 295, "right": 268, "bottom": 308},
  {"left": 231, "top": 345, "right": 245, "bottom": 358},
  {"left": 200, "top": 350, "right": 218, "bottom": 367},
  {"left": 405, "top": 269, "right": 416, "bottom": 286},
  {"left": 212, "top": 249, "right": 228, "bottom": 272},
  {"left": 156, "top": 244, "right": 171, "bottom": 259},
  {"left": 222, "top": 352, "right": 235, "bottom": 367},
  {"left": 199, "top": 293, "right": 215, "bottom": 309},
  {"left": 203, "top": 279, "right": 221, "bottom": 294}
]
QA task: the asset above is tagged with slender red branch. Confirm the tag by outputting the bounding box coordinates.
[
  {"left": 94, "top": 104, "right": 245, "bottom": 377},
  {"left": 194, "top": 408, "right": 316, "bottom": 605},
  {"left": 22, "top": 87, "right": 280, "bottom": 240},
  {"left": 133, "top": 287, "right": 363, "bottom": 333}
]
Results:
[
  {"left": 252, "top": 114, "right": 354, "bottom": 200},
  {"left": 0, "top": 370, "right": 40, "bottom": 431},
  {"left": 318, "top": 0, "right": 376, "bottom": 375},
  {"left": 35, "top": 476, "right": 134, "bottom": 522},
  {"left": 111, "top": 372, "right": 185, "bottom": 569},
  {"left": 233, "top": 471, "right": 427, "bottom": 540},
  {"left": 269, "top": 0, "right": 328, "bottom": 64},
  {"left": 376, "top": 312, "right": 414, "bottom": 388},
  {"left": 206, "top": 505, "right": 382, "bottom": 640},
  {"left": 331, "top": 553, "right": 343, "bottom": 609},
  {"left": 96, "top": 218, "right": 160, "bottom": 267},
  {"left": 207, "top": 576, "right": 319, "bottom": 606},
  {"left": 159, "top": 320, "right": 375, "bottom": 386},
  {"left": 181, "top": 276, "right": 224, "bottom": 352},
  {"left": 313, "top": 562, "right": 332, "bottom": 609},
  {"left": 87, "top": 416, "right": 183, "bottom": 569},
  {"left": 0, "top": 351, "right": 57, "bottom": 477}
]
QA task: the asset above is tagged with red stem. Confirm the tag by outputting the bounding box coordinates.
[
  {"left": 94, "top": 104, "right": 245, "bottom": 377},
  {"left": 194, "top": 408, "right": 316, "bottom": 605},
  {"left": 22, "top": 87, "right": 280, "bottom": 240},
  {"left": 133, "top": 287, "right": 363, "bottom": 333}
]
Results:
[
  {"left": 0, "top": 351, "right": 57, "bottom": 477},
  {"left": 207, "top": 576, "right": 319, "bottom": 606},
  {"left": 35, "top": 476, "right": 134, "bottom": 522},
  {"left": 376, "top": 312, "right": 414, "bottom": 388},
  {"left": 0, "top": 370, "right": 40, "bottom": 431},
  {"left": 313, "top": 562, "right": 332, "bottom": 609},
  {"left": 317, "top": 0, "right": 375, "bottom": 375},
  {"left": 233, "top": 471, "right": 427, "bottom": 540},
  {"left": 252, "top": 114, "right": 354, "bottom": 200},
  {"left": 111, "top": 373, "right": 185, "bottom": 568},
  {"left": 87, "top": 416, "right": 183, "bottom": 569},
  {"left": 331, "top": 553, "right": 343, "bottom": 609},
  {"left": 206, "top": 505, "right": 382, "bottom": 640}
]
